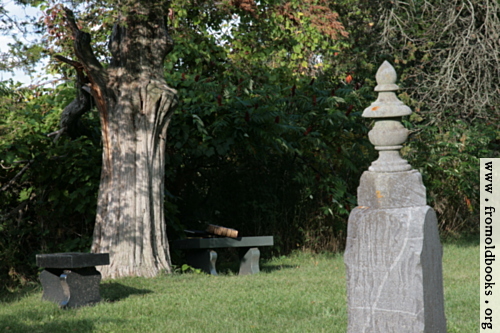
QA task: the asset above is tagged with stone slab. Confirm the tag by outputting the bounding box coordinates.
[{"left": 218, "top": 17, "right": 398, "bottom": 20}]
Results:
[
  {"left": 36, "top": 252, "right": 110, "bottom": 269},
  {"left": 344, "top": 205, "right": 446, "bottom": 332},
  {"left": 357, "top": 170, "right": 427, "bottom": 209},
  {"left": 170, "top": 236, "right": 274, "bottom": 250}
]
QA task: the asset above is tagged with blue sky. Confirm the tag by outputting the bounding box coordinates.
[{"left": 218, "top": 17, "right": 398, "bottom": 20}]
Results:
[{"left": 0, "top": 1, "right": 44, "bottom": 84}]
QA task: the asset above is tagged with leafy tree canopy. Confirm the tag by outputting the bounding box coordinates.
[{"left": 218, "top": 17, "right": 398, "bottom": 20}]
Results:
[{"left": 2, "top": 0, "right": 353, "bottom": 82}]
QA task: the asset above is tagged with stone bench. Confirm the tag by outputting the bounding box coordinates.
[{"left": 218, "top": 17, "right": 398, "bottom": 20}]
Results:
[
  {"left": 36, "top": 252, "right": 109, "bottom": 308},
  {"left": 170, "top": 236, "right": 274, "bottom": 275}
]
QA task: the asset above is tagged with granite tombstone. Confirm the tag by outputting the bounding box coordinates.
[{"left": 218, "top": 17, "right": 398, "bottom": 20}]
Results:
[{"left": 344, "top": 61, "right": 447, "bottom": 332}]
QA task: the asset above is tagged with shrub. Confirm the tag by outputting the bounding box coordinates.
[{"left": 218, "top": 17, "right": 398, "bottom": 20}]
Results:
[
  {"left": 0, "top": 82, "right": 101, "bottom": 291},
  {"left": 404, "top": 116, "right": 500, "bottom": 235}
]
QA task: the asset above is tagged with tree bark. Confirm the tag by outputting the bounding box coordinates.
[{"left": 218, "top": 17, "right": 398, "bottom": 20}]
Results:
[{"left": 64, "top": 2, "right": 177, "bottom": 279}]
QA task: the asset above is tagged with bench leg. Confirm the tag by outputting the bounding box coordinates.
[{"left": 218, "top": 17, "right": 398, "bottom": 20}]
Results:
[
  {"left": 186, "top": 250, "right": 218, "bottom": 275},
  {"left": 239, "top": 247, "right": 260, "bottom": 275},
  {"left": 40, "top": 267, "right": 102, "bottom": 308}
]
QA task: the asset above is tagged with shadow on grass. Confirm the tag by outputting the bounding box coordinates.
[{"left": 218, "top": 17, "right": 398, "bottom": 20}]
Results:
[
  {"left": 0, "top": 310, "right": 94, "bottom": 333},
  {"left": 261, "top": 264, "right": 297, "bottom": 273},
  {"left": 203, "top": 259, "right": 297, "bottom": 275},
  {"left": 0, "top": 283, "right": 41, "bottom": 304},
  {"left": 100, "top": 282, "right": 153, "bottom": 302}
]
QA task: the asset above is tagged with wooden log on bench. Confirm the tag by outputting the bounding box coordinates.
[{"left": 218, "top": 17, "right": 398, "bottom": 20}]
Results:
[{"left": 206, "top": 224, "right": 239, "bottom": 238}]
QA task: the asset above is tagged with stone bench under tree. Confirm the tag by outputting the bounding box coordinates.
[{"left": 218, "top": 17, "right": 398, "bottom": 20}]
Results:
[
  {"left": 170, "top": 236, "right": 274, "bottom": 275},
  {"left": 36, "top": 252, "right": 109, "bottom": 308}
]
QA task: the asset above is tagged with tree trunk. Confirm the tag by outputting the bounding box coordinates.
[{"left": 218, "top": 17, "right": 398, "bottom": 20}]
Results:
[{"left": 64, "top": 2, "right": 177, "bottom": 279}]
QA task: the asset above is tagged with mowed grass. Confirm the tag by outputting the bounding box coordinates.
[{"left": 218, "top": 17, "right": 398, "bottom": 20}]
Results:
[
  {"left": 442, "top": 236, "right": 479, "bottom": 333},
  {"left": 0, "top": 237, "right": 478, "bottom": 333}
]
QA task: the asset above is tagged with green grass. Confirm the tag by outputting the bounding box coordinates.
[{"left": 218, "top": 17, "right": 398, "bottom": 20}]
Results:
[
  {"left": 442, "top": 236, "right": 479, "bottom": 333},
  {"left": 0, "top": 238, "right": 478, "bottom": 332}
]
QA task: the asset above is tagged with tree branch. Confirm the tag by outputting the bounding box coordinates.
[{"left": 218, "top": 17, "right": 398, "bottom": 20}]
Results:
[
  {"left": 63, "top": 8, "right": 104, "bottom": 77},
  {"left": 63, "top": 7, "right": 111, "bottom": 114},
  {"left": 55, "top": 55, "right": 87, "bottom": 84},
  {"left": 61, "top": 8, "right": 113, "bottom": 153},
  {"left": 0, "top": 160, "right": 33, "bottom": 192},
  {"left": 51, "top": 55, "right": 94, "bottom": 141}
]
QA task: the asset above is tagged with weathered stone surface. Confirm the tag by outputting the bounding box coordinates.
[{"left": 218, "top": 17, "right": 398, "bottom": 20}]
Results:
[
  {"left": 344, "top": 206, "right": 446, "bottom": 332},
  {"left": 39, "top": 269, "right": 69, "bottom": 306},
  {"left": 362, "top": 62, "right": 412, "bottom": 119},
  {"left": 40, "top": 267, "right": 102, "bottom": 308},
  {"left": 357, "top": 170, "right": 427, "bottom": 209},
  {"left": 361, "top": 61, "right": 413, "bottom": 173}
]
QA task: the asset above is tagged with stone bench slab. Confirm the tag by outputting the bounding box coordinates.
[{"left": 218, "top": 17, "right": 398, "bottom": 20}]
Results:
[
  {"left": 170, "top": 236, "right": 274, "bottom": 250},
  {"left": 170, "top": 236, "right": 274, "bottom": 276},
  {"left": 36, "top": 252, "right": 110, "bottom": 269}
]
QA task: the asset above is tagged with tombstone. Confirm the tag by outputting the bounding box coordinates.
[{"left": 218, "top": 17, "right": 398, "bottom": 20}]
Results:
[{"left": 344, "top": 61, "right": 447, "bottom": 332}]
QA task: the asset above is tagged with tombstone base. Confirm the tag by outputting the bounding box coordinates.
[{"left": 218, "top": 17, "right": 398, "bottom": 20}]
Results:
[
  {"left": 344, "top": 205, "right": 446, "bottom": 333},
  {"left": 40, "top": 267, "right": 102, "bottom": 308}
]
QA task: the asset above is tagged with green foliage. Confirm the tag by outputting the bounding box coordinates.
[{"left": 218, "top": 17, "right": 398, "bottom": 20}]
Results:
[
  {"left": 0, "top": 0, "right": 492, "bottom": 289},
  {"left": 404, "top": 116, "right": 500, "bottom": 235},
  {"left": 173, "top": 264, "right": 202, "bottom": 275},
  {"left": 165, "top": 0, "right": 350, "bottom": 78},
  {"left": 1, "top": 0, "right": 367, "bottom": 287},
  {"left": 161, "top": 0, "right": 376, "bottom": 254},
  {"left": 0, "top": 82, "right": 101, "bottom": 291},
  {"left": 164, "top": 54, "right": 374, "bottom": 254}
]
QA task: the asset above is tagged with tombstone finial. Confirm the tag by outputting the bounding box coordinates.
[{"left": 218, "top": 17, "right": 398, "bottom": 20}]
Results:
[
  {"left": 374, "top": 61, "right": 399, "bottom": 92},
  {"left": 362, "top": 61, "right": 412, "bottom": 172}
]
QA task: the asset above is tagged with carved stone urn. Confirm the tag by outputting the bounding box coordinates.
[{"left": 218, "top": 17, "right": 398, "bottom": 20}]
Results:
[{"left": 362, "top": 61, "right": 412, "bottom": 172}]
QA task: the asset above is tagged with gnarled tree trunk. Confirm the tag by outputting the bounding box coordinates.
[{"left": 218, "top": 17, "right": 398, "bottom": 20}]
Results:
[{"left": 64, "top": 2, "right": 177, "bottom": 279}]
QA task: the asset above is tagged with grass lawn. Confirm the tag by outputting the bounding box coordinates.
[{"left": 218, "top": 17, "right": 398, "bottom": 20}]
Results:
[{"left": 0, "top": 236, "right": 478, "bottom": 332}]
